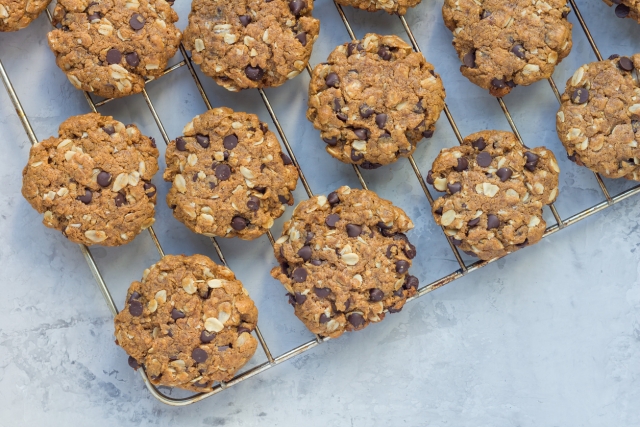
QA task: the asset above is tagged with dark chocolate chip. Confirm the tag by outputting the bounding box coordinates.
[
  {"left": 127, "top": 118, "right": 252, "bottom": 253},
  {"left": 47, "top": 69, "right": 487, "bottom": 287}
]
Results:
[
  {"left": 491, "top": 78, "right": 506, "bottom": 88},
  {"left": 404, "top": 275, "right": 419, "bottom": 290},
  {"left": 231, "top": 216, "right": 247, "bottom": 230},
  {"left": 468, "top": 217, "right": 480, "bottom": 227},
  {"left": 346, "top": 223, "right": 362, "bottom": 237},
  {"left": 426, "top": 170, "right": 434, "bottom": 185},
  {"left": 200, "top": 330, "right": 216, "bottom": 343},
  {"left": 496, "top": 167, "right": 513, "bottom": 181},
  {"left": 77, "top": 189, "right": 92, "bottom": 204},
  {"left": 128, "top": 356, "right": 139, "bottom": 370},
  {"left": 237, "top": 326, "right": 251, "bottom": 335},
  {"left": 619, "top": 56, "right": 634, "bottom": 71},
  {"left": 369, "top": 288, "right": 384, "bottom": 302},
  {"left": 223, "top": 134, "right": 238, "bottom": 150},
  {"left": 455, "top": 157, "right": 469, "bottom": 172},
  {"left": 336, "top": 113, "right": 348, "bottom": 122},
  {"left": 325, "top": 213, "right": 339, "bottom": 227},
  {"left": 450, "top": 237, "right": 462, "bottom": 246},
  {"left": 615, "top": 4, "right": 630, "bottom": 18},
  {"left": 129, "top": 292, "right": 140, "bottom": 302},
  {"left": 375, "top": 114, "right": 388, "bottom": 129},
  {"left": 348, "top": 313, "right": 365, "bottom": 328},
  {"left": 171, "top": 308, "right": 185, "bottom": 320},
  {"left": 280, "top": 153, "right": 293, "bottom": 166},
  {"left": 278, "top": 194, "right": 289, "bottom": 204},
  {"left": 314, "top": 287, "right": 330, "bottom": 298},
  {"left": 97, "top": 171, "right": 112, "bottom": 187},
  {"left": 239, "top": 14, "right": 251, "bottom": 26},
  {"left": 572, "top": 88, "right": 589, "bottom": 104},
  {"left": 196, "top": 134, "right": 210, "bottom": 148},
  {"left": 344, "top": 299, "right": 351, "bottom": 311},
  {"left": 305, "top": 231, "right": 314, "bottom": 243},
  {"left": 292, "top": 267, "right": 308, "bottom": 283},
  {"left": 481, "top": 9, "right": 492, "bottom": 18},
  {"left": 298, "top": 245, "right": 312, "bottom": 261},
  {"left": 511, "top": 44, "right": 526, "bottom": 59},
  {"left": 247, "top": 196, "right": 260, "bottom": 211},
  {"left": 295, "top": 32, "right": 307, "bottom": 46},
  {"left": 388, "top": 306, "right": 402, "bottom": 313},
  {"left": 472, "top": 137, "right": 486, "bottom": 150},
  {"left": 319, "top": 313, "right": 330, "bottom": 324},
  {"left": 245, "top": 65, "right": 264, "bottom": 81},
  {"left": 106, "top": 48, "right": 121, "bottom": 64},
  {"left": 524, "top": 151, "right": 539, "bottom": 171},
  {"left": 215, "top": 164, "right": 231, "bottom": 180},
  {"left": 463, "top": 50, "right": 476, "bottom": 68},
  {"left": 325, "top": 72, "right": 340, "bottom": 88},
  {"left": 102, "top": 125, "right": 115, "bottom": 135},
  {"left": 395, "top": 260, "right": 409, "bottom": 274},
  {"left": 422, "top": 129, "right": 434, "bottom": 138},
  {"left": 192, "top": 348, "right": 208, "bottom": 363},
  {"left": 609, "top": 54, "right": 620, "bottom": 60},
  {"left": 378, "top": 45, "right": 392, "bottom": 60},
  {"left": 149, "top": 137, "right": 156, "bottom": 148},
  {"left": 129, "top": 13, "right": 145, "bottom": 30},
  {"left": 115, "top": 193, "right": 126, "bottom": 207},
  {"left": 476, "top": 151, "right": 492, "bottom": 167},
  {"left": 350, "top": 149, "right": 364, "bottom": 162},
  {"left": 347, "top": 42, "right": 364, "bottom": 56},
  {"left": 353, "top": 128, "right": 369, "bottom": 140},
  {"left": 487, "top": 214, "right": 500, "bottom": 229},
  {"left": 361, "top": 161, "right": 382, "bottom": 169},
  {"left": 87, "top": 11, "right": 102, "bottom": 21},
  {"left": 386, "top": 244, "right": 397, "bottom": 259},
  {"left": 448, "top": 182, "right": 461, "bottom": 194},
  {"left": 310, "top": 259, "right": 323, "bottom": 266},
  {"left": 403, "top": 243, "right": 417, "bottom": 259},
  {"left": 289, "top": 0, "right": 306, "bottom": 16},
  {"left": 175, "top": 137, "right": 187, "bottom": 151},
  {"left": 360, "top": 104, "right": 375, "bottom": 118},
  {"left": 327, "top": 191, "right": 340, "bottom": 206},
  {"left": 124, "top": 52, "right": 140, "bottom": 68},
  {"left": 294, "top": 291, "right": 307, "bottom": 304},
  {"left": 129, "top": 300, "right": 143, "bottom": 316},
  {"left": 434, "top": 207, "right": 443, "bottom": 215}
]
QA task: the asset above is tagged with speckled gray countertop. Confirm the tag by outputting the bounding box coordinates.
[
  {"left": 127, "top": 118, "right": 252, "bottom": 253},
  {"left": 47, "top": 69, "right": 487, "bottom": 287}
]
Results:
[{"left": 2, "top": 0, "right": 640, "bottom": 425}]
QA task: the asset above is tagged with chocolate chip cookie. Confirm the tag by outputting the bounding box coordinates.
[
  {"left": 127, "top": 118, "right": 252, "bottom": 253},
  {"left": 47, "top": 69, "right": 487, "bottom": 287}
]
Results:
[
  {"left": 114, "top": 254, "right": 259, "bottom": 392},
  {"left": 47, "top": 0, "right": 181, "bottom": 99},
  {"left": 603, "top": 0, "right": 640, "bottom": 22},
  {"left": 164, "top": 108, "right": 299, "bottom": 240},
  {"left": 442, "top": 0, "right": 572, "bottom": 97},
  {"left": 183, "top": 0, "right": 320, "bottom": 91},
  {"left": 0, "top": 0, "right": 50, "bottom": 31},
  {"left": 307, "top": 34, "right": 445, "bottom": 168},
  {"left": 271, "top": 186, "right": 418, "bottom": 338},
  {"left": 21, "top": 113, "right": 159, "bottom": 246},
  {"left": 334, "top": 0, "right": 421, "bottom": 15},
  {"left": 429, "top": 130, "right": 559, "bottom": 260},
  {"left": 557, "top": 55, "right": 640, "bottom": 180}
]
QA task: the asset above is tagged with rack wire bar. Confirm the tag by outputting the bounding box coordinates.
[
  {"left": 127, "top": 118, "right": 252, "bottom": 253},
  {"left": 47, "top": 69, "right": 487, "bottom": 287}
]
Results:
[{"left": 2, "top": 0, "right": 640, "bottom": 406}]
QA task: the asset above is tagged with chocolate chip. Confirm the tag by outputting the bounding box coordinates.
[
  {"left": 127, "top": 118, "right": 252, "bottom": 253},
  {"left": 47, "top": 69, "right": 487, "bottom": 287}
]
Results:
[
  {"left": 286, "top": 293, "right": 296, "bottom": 305},
  {"left": 422, "top": 129, "right": 434, "bottom": 139},
  {"left": 450, "top": 237, "right": 462, "bottom": 246},
  {"left": 237, "top": 326, "right": 251, "bottom": 335},
  {"left": 196, "top": 134, "right": 210, "bottom": 148},
  {"left": 175, "top": 137, "right": 187, "bottom": 151},
  {"left": 106, "top": 48, "right": 121, "bottom": 64},
  {"left": 319, "top": 313, "right": 330, "bottom": 324},
  {"left": 125, "top": 52, "right": 140, "bottom": 67},
  {"left": 129, "top": 13, "right": 145, "bottom": 30},
  {"left": 348, "top": 313, "right": 365, "bottom": 328},
  {"left": 97, "top": 171, "right": 112, "bottom": 187},
  {"left": 325, "top": 213, "right": 339, "bottom": 227},
  {"left": 149, "top": 137, "right": 156, "bottom": 148},
  {"left": 115, "top": 193, "right": 126, "bottom": 207},
  {"left": 350, "top": 149, "right": 363, "bottom": 162},
  {"left": 572, "top": 88, "right": 589, "bottom": 104},
  {"left": 245, "top": 65, "right": 264, "bottom": 81},
  {"left": 298, "top": 245, "right": 312, "bottom": 261},
  {"left": 127, "top": 356, "right": 139, "bottom": 370},
  {"left": 278, "top": 194, "right": 289, "bottom": 205},
  {"left": 200, "top": 330, "right": 216, "bottom": 343},
  {"left": 505, "top": 79, "right": 516, "bottom": 88},
  {"left": 395, "top": 260, "right": 409, "bottom": 274},
  {"left": 314, "top": 287, "right": 330, "bottom": 298},
  {"left": 463, "top": 50, "right": 476, "bottom": 68},
  {"left": 447, "top": 182, "right": 461, "bottom": 194},
  {"left": 476, "top": 151, "right": 492, "bottom": 167},
  {"left": 129, "top": 300, "right": 143, "bottom": 316},
  {"left": 231, "top": 216, "right": 247, "bottom": 231},
  {"left": 481, "top": 9, "right": 491, "bottom": 18},
  {"left": 336, "top": 113, "right": 348, "bottom": 122},
  {"left": 455, "top": 157, "right": 469, "bottom": 172},
  {"left": 609, "top": 54, "right": 620, "bottom": 60},
  {"left": 289, "top": 0, "right": 306, "bottom": 16},
  {"left": 496, "top": 167, "right": 512, "bottom": 181},
  {"left": 619, "top": 56, "right": 634, "bottom": 71},
  {"left": 325, "top": 72, "right": 340, "bottom": 88},
  {"left": 129, "top": 292, "right": 140, "bottom": 302},
  {"left": 305, "top": 231, "right": 314, "bottom": 243},
  {"left": 327, "top": 191, "right": 340, "bottom": 206},
  {"left": 293, "top": 291, "right": 307, "bottom": 304},
  {"left": 77, "top": 189, "right": 92, "bottom": 204},
  {"left": 562, "top": 8, "right": 570, "bottom": 17},
  {"left": 426, "top": 170, "right": 434, "bottom": 185},
  {"left": 346, "top": 224, "right": 362, "bottom": 237},
  {"left": 246, "top": 196, "right": 260, "bottom": 211},
  {"left": 102, "top": 125, "right": 115, "bottom": 135},
  {"left": 239, "top": 15, "right": 251, "bottom": 26},
  {"left": 511, "top": 44, "right": 526, "bottom": 59},
  {"left": 403, "top": 243, "right": 417, "bottom": 259},
  {"left": 87, "top": 11, "right": 102, "bottom": 21},
  {"left": 378, "top": 45, "right": 392, "bottom": 60},
  {"left": 347, "top": 42, "right": 364, "bottom": 56},
  {"left": 516, "top": 238, "right": 529, "bottom": 248},
  {"left": 369, "top": 288, "right": 384, "bottom": 302},
  {"left": 404, "top": 275, "right": 419, "bottom": 290},
  {"left": 388, "top": 306, "right": 402, "bottom": 313},
  {"left": 353, "top": 128, "right": 369, "bottom": 140},
  {"left": 487, "top": 214, "right": 500, "bottom": 229},
  {"left": 361, "top": 161, "right": 382, "bottom": 169},
  {"left": 344, "top": 299, "right": 351, "bottom": 311},
  {"left": 215, "top": 164, "right": 231, "bottom": 180},
  {"left": 491, "top": 78, "right": 506, "bottom": 88},
  {"left": 171, "top": 308, "right": 185, "bottom": 320},
  {"left": 310, "top": 259, "right": 323, "bottom": 266},
  {"left": 615, "top": 4, "right": 630, "bottom": 17},
  {"left": 386, "top": 244, "right": 397, "bottom": 259},
  {"left": 472, "top": 137, "right": 486, "bottom": 150},
  {"left": 192, "top": 348, "right": 208, "bottom": 363},
  {"left": 468, "top": 217, "right": 480, "bottom": 227},
  {"left": 292, "top": 267, "right": 308, "bottom": 283},
  {"left": 374, "top": 114, "right": 388, "bottom": 129},
  {"left": 434, "top": 207, "right": 443, "bottom": 215},
  {"left": 524, "top": 151, "right": 539, "bottom": 171},
  {"left": 223, "top": 134, "right": 238, "bottom": 150},
  {"left": 295, "top": 31, "right": 307, "bottom": 46}
]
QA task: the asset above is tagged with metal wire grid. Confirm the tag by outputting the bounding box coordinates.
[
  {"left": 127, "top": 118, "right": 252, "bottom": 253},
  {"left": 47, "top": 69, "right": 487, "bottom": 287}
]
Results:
[{"left": 1, "top": 0, "right": 638, "bottom": 406}]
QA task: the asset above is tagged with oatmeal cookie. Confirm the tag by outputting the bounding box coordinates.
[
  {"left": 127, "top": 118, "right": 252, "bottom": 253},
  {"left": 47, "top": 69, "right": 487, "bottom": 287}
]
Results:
[
  {"left": 602, "top": 0, "right": 640, "bottom": 23},
  {"left": 335, "top": 0, "right": 422, "bottom": 15},
  {"left": 307, "top": 34, "right": 445, "bottom": 168},
  {"left": 183, "top": 0, "right": 320, "bottom": 91},
  {"left": 114, "top": 254, "right": 259, "bottom": 392},
  {"left": 271, "top": 186, "right": 418, "bottom": 338},
  {"left": 47, "top": 0, "right": 181, "bottom": 98},
  {"left": 429, "top": 130, "right": 560, "bottom": 260},
  {"left": 21, "top": 113, "right": 159, "bottom": 246},
  {"left": 0, "top": 0, "right": 51, "bottom": 31},
  {"left": 557, "top": 54, "right": 640, "bottom": 180},
  {"left": 442, "top": 0, "right": 572, "bottom": 96},
  {"left": 164, "top": 107, "right": 299, "bottom": 240}
]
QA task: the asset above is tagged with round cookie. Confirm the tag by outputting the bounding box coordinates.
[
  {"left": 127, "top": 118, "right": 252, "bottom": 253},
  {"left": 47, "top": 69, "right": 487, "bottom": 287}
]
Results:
[
  {"left": 429, "top": 131, "right": 559, "bottom": 260},
  {"left": 47, "top": 0, "right": 181, "bottom": 99},
  {"left": 442, "top": 0, "right": 572, "bottom": 97},
  {"left": 0, "top": 0, "right": 50, "bottom": 31},
  {"left": 114, "top": 254, "right": 259, "bottom": 392},
  {"left": 21, "top": 113, "right": 159, "bottom": 246},
  {"left": 271, "top": 186, "right": 418, "bottom": 339},
  {"left": 164, "top": 107, "right": 299, "bottom": 240},
  {"left": 557, "top": 55, "right": 640, "bottom": 180},
  {"left": 183, "top": 0, "right": 320, "bottom": 91},
  {"left": 602, "top": 0, "right": 640, "bottom": 23},
  {"left": 334, "top": 0, "right": 421, "bottom": 15},
  {"left": 307, "top": 34, "right": 445, "bottom": 168}
]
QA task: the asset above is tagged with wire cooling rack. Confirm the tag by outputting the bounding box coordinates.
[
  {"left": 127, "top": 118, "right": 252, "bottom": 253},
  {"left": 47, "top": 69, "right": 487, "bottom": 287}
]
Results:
[{"left": 2, "top": 0, "right": 638, "bottom": 406}]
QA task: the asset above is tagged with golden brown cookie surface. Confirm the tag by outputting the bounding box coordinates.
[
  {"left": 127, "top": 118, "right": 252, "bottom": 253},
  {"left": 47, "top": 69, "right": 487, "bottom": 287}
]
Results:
[
  {"left": 335, "top": 0, "right": 421, "bottom": 15},
  {"left": 0, "top": 0, "right": 51, "bottom": 31}
]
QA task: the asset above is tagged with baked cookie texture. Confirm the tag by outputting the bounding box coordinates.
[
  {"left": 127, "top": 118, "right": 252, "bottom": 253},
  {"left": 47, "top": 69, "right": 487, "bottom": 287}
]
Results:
[
  {"left": 183, "top": 0, "right": 320, "bottom": 91},
  {"left": 271, "top": 186, "right": 418, "bottom": 338},
  {"left": 47, "top": 0, "right": 181, "bottom": 99},
  {"left": 307, "top": 34, "right": 445, "bottom": 168},
  {"left": 21, "top": 113, "right": 159, "bottom": 246},
  {"left": 557, "top": 54, "right": 640, "bottom": 180},
  {"left": 114, "top": 254, "right": 259, "bottom": 392},
  {"left": 335, "top": 0, "right": 422, "bottom": 15},
  {"left": 164, "top": 107, "right": 299, "bottom": 240},
  {"left": 429, "top": 130, "right": 559, "bottom": 260},
  {"left": 442, "top": 0, "right": 572, "bottom": 97},
  {"left": 602, "top": 0, "right": 640, "bottom": 22},
  {"left": 0, "top": 0, "right": 50, "bottom": 31}
]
